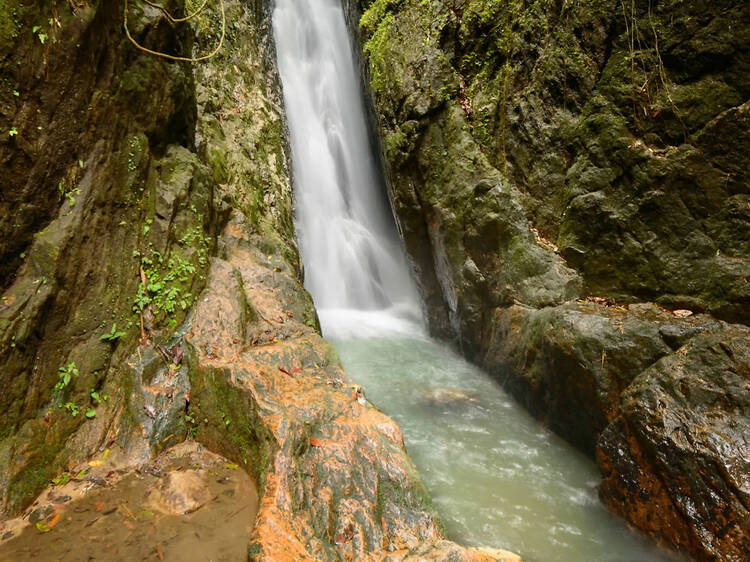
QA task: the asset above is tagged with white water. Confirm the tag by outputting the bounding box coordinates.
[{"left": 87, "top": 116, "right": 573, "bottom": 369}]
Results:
[
  {"left": 272, "top": 2, "right": 678, "bottom": 560},
  {"left": 272, "top": 0, "right": 422, "bottom": 339}
]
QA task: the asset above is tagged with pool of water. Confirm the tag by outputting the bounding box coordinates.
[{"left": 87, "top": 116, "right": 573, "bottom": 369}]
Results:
[{"left": 332, "top": 333, "right": 679, "bottom": 562}]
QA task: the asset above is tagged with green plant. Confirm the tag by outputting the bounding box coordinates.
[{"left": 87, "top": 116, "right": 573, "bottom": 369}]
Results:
[
  {"left": 52, "top": 473, "right": 71, "bottom": 486},
  {"left": 54, "top": 362, "right": 79, "bottom": 393},
  {"left": 8, "top": 126, "right": 17, "bottom": 137},
  {"left": 133, "top": 285, "right": 152, "bottom": 312},
  {"left": 63, "top": 402, "right": 79, "bottom": 417},
  {"left": 58, "top": 179, "right": 80, "bottom": 207},
  {"left": 85, "top": 408, "right": 96, "bottom": 419},
  {"left": 31, "top": 25, "right": 47, "bottom": 44},
  {"left": 132, "top": 242, "right": 203, "bottom": 328},
  {"left": 100, "top": 323, "right": 126, "bottom": 342}
]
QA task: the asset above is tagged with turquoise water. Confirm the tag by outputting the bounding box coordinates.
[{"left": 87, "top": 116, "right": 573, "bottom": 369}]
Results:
[{"left": 333, "top": 334, "right": 679, "bottom": 562}]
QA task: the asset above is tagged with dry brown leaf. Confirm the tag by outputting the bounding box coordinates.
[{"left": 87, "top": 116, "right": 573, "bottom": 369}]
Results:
[{"left": 46, "top": 512, "right": 61, "bottom": 529}]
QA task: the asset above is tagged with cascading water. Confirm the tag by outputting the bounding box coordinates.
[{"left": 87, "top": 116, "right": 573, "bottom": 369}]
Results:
[
  {"left": 272, "top": 2, "right": 678, "bottom": 560},
  {"left": 272, "top": 0, "right": 422, "bottom": 339}
]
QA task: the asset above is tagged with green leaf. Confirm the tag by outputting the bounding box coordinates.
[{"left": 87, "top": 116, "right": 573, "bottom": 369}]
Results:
[
  {"left": 225, "top": 463, "right": 239, "bottom": 470},
  {"left": 85, "top": 408, "right": 96, "bottom": 419},
  {"left": 64, "top": 402, "right": 79, "bottom": 417},
  {"left": 53, "top": 473, "right": 70, "bottom": 486},
  {"left": 38, "top": 33, "right": 47, "bottom": 44},
  {"left": 100, "top": 323, "right": 125, "bottom": 342},
  {"left": 35, "top": 522, "right": 51, "bottom": 533},
  {"left": 9, "top": 127, "right": 18, "bottom": 137}
]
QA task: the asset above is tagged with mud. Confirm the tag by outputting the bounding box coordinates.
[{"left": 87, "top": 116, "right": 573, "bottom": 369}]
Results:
[{"left": 0, "top": 442, "right": 258, "bottom": 562}]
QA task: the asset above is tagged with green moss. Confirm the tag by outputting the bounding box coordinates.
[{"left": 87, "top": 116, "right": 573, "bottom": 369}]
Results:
[
  {"left": 359, "top": 0, "right": 401, "bottom": 36},
  {"left": 0, "top": 0, "right": 20, "bottom": 51},
  {"left": 363, "top": 12, "right": 398, "bottom": 99},
  {"left": 188, "top": 364, "right": 272, "bottom": 488}
]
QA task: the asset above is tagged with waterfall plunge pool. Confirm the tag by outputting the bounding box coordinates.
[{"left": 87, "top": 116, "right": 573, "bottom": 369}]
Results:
[{"left": 330, "top": 324, "right": 679, "bottom": 562}]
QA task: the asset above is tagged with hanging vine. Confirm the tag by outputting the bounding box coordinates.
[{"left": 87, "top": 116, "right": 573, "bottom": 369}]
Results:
[{"left": 123, "top": 0, "right": 226, "bottom": 62}]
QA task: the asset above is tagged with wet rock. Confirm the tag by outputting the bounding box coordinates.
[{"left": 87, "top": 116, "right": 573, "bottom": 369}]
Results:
[
  {"left": 422, "top": 387, "right": 478, "bottom": 408},
  {"left": 480, "top": 302, "right": 723, "bottom": 456},
  {"left": 148, "top": 471, "right": 213, "bottom": 515},
  {"left": 183, "top": 214, "right": 511, "bottom": 560},
  {"left": 28, "top": 505, "right": 52, "bottom": 525},
  {"left": 598, "top": 325, "right": 750, "bottom": 560}
]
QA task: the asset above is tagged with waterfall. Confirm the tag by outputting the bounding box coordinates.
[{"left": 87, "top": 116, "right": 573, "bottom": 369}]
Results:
[{"left": 272, "top": 0, "right": 423, "bottom": 339}]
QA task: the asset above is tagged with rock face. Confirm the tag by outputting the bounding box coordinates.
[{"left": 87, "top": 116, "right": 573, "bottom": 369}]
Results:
[
  {"left": 0, "top": 0, "right": 516, "bottom": 559},
  {"left": 598, "top": 326, "right": 750, "bottom": 560},
  {"left": 354, "top": 0, "right": 749, "bottom": 558},
  {"left": 0, "top": 0, "right": 215, "bottom": 513},
  {"left": 185, "top": 212, "right": 498, "bottom": 560}
]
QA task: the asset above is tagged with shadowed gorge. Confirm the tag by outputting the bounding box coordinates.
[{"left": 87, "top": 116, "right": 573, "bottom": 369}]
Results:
[{"left": 0, "top": 0, "right": 748, "bottom": 560}]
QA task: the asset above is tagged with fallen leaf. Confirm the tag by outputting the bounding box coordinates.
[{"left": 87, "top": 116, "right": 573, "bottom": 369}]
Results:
[
  {"left": 225, "top": 463, "right": 239, "bottom": 470},
  {"left": 93, "top": 501, "right": 106, "bottom": 512},
  {"left": 156, "top": 543, "right": 164, "bottom": 560},
  {"left": 673, "top": 309, "right": 693, "bottom": 318},
  {"left": 89, "top": 460, "right": 105, "bottom": 467},
  {"left": 35, "top": 522, "right": 51, "bottom": 533},
  {"left": 309, "top": 437, "right": 323, "bottom": 447},
  {"left": 47, "top": 512, "right": 61, "bottom": 529},
  {"left": 138, "top": 510, "right": 155, "bottom": 520}
]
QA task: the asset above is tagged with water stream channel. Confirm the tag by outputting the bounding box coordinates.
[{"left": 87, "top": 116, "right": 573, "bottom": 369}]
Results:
[{"left": 273, "top": 1, "right": 679, "bottom": 560}]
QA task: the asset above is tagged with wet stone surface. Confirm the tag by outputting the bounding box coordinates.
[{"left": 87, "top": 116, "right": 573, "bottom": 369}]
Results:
[{"left": 0, "top": 442, "right": 258, "bottom": 562}]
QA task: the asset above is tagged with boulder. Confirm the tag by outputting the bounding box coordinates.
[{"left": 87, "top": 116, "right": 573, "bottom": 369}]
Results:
[
  {"left": 598, "top": 325, "right": 750, "bottom": 560},
  {"left": 148, "top": 471, "right": 213, "bottom": 515}
]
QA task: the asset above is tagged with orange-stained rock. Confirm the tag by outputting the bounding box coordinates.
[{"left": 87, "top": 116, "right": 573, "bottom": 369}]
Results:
[{"left": 183, "top": 212, "right": 519, "bottom": 561}]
